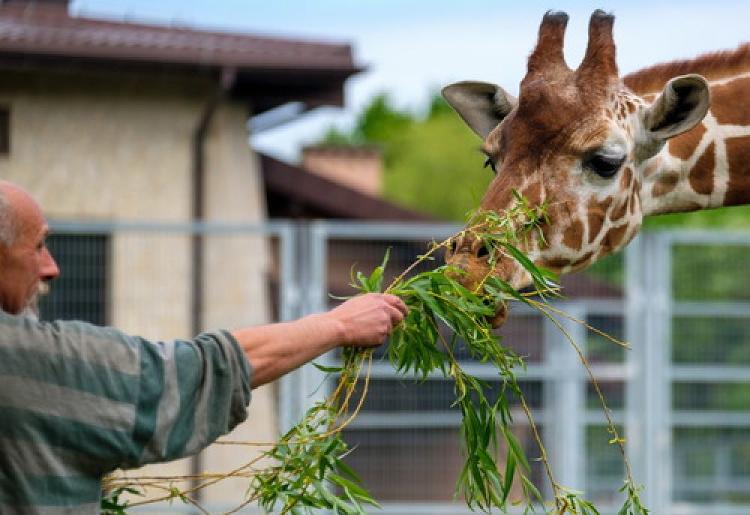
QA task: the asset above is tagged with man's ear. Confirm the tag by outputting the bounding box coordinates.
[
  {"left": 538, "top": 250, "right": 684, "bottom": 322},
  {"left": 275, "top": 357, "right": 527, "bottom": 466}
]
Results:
[
  {"left": 644, "top": 74, "right": 710, "bottom": 140},
  {"left": 441, "top": 81, "right": 517, "bottom": 139}
]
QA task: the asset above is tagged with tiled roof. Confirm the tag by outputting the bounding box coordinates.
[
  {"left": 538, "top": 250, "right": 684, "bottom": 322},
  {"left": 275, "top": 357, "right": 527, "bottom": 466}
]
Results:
[
  {"left": 260, "top": 153, "right": 434, "bottom": 221},
  {"left": 0, "top": 2, "right": 358, "bottom": 71}
]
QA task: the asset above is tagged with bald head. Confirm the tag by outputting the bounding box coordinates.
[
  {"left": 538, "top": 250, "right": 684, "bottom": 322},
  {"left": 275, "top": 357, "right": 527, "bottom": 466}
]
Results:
[{"left": 0, "top": 181, "right": 17, "bottom": 246}]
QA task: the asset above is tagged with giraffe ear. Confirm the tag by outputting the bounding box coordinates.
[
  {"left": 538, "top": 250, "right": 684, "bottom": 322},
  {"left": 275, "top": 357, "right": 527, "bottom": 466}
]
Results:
[
  {"left": 644, "top": 74, "right": 710, "bottom": 140},
  {"left": 442, "top": 81, "right": 517, "bottom": 138}
]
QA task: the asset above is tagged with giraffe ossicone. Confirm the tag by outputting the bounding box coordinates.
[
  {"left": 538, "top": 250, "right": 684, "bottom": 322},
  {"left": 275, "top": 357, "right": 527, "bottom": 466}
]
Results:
[{"left": 443, "top": 10, "right": 750, "bottom": 327}]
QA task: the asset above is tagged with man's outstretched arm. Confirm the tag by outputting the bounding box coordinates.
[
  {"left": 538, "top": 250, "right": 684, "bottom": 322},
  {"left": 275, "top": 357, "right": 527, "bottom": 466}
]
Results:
[{"left": 232, "top": 293, "right": 408, "bottom": 388}]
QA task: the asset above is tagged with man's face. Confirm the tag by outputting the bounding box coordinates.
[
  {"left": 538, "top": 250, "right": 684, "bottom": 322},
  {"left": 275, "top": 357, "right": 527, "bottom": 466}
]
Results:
[{"left": 0, "top": 187, "right": 60, "bottom": 316}]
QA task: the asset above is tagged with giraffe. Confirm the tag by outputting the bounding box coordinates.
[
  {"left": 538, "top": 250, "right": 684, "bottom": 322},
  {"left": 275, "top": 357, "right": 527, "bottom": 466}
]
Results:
[{"left": 443, "top": 10, "right": 750, "bottom": 326}]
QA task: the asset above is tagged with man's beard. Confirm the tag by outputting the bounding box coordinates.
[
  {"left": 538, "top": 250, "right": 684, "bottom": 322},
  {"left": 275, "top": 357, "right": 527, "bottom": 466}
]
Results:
[{"left": 20, "top": 282, "right": 47, "bottom": 321}]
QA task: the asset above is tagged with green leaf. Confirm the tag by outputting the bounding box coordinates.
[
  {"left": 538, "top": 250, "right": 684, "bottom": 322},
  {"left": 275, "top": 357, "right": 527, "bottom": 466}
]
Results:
[
  {"left": 502, "top": 425, "right": 531, "bottom": 472},
  {"left": 502, "top": 447, "right": 517, "bottom": 501},
  {"left": 312, "top": 362, "right": 344, "bottom": 374}
]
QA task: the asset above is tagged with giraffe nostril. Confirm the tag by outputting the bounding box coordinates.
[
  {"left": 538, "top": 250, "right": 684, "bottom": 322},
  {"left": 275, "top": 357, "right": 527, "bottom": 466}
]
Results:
[{"left": 477, "top": 245, "right": 490, "bottom": 259}]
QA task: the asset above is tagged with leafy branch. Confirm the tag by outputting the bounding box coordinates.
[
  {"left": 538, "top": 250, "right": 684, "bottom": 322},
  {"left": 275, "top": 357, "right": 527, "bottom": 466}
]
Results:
[{"left": 102, "top": 196, "right": 648, "bottom": 514}]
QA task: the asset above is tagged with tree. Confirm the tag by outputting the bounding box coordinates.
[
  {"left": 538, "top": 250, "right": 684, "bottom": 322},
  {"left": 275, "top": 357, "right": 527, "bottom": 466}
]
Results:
[{"left": 322, "top": 93, "right": 493, "bottom": 221}]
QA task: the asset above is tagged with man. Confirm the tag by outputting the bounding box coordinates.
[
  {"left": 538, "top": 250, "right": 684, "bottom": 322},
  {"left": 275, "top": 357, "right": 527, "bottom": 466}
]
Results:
[{"left": 0, "top": 180, "right": 407, "bottom": 514}]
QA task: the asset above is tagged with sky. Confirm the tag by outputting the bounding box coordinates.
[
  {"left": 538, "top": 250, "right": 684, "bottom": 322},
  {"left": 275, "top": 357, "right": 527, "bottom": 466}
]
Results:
[{"left": 71, "top": 0, "right": 750, "bottom": 162}]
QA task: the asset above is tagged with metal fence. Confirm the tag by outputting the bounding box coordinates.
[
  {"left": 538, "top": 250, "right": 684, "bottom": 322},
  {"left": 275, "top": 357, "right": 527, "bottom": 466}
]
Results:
[{"left": 42, "top": 220, "right": 750, "bottom": 514}]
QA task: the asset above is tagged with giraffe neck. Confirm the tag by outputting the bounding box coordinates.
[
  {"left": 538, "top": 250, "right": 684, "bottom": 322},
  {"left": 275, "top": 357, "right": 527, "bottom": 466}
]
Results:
[{"left": 641, "top": 72, "right": 750, "bottom": 216}]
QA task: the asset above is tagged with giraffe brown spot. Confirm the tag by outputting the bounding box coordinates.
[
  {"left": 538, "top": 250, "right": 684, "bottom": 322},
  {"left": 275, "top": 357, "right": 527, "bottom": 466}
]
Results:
[
  {"left": 571, "top": 251, "right": 595, "bottom": 269},
  {"left": 627, "top": 101, "right": 637, "bottom": 114},
  {"left": 545, "top": 257, "right": 572, "bottom": 270},
  {"left": 587, "top": 195, "right": 613, "bottom": 244},
  {"left": 520, "top": 181, "right": 544, "bottom": 206},
  {"left": 610, "top": 198, "right": 628, "bottom": 221},
  {"left": 681, "top": 201, "right": 702, "bottom": 212},
  {"left": 724, "top": 136, "right": 750, "bottom": 206},
  {"left": 668, "top": 123, "right": 707, "bottom": 161},
  {"left": 712, "top": 78, "right": 750, "bottom": 126},
  {"left": 688, "top": 142, "right": 715, "bottom": 196},
  {"left": 601, "top": 224, "right": 629, "bottom": 254},
  {"left": 563, "top": 219, "right": 584, "bottom": 251},
  {"left": 652, "top": 173, "right": 680, "bottom": 197},
  {"left": 619, "top": 166, "right": 633, "bottom": 190}
]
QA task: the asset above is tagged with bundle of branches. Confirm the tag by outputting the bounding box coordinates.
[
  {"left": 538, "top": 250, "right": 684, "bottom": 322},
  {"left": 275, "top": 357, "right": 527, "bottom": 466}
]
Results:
[{"left": 103, "top": 198, "right": 649, "bottom": 515}]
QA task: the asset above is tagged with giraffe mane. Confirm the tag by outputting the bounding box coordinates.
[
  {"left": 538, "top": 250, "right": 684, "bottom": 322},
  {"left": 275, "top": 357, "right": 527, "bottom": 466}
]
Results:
[{"left": 624, "top": 43, "right": 750, "bottom": 95}]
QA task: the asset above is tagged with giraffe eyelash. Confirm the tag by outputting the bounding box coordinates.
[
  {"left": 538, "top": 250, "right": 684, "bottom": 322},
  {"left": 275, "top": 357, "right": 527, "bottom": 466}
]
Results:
[{"left": 483, "top": 157, "right": 497, "bottom": 174}]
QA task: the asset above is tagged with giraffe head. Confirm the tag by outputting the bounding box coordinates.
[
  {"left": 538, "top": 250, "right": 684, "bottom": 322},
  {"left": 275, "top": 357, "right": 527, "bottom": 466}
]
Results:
[{"left": 443, "top": 10, "right": 710, "bottom": 326}]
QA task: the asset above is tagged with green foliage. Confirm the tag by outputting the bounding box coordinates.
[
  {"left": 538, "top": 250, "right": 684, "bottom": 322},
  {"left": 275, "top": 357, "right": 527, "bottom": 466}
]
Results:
[
  {"left": 644, "top": 204, "right": 750, "bottom": 230},
  {"left": 253, "top": 401, "right": 380, "bottom": 514},
  {"left": 321, "top": 92, "right": 493, "bottom": 221},
  {"left": 100, "top": 487, "right": 143, "bottom": 515}
]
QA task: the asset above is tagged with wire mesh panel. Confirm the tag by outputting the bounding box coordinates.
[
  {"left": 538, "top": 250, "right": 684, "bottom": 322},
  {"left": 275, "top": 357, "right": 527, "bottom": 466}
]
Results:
[
  {"left": 669, "top": 237, "right": 750, "bottom": 514},
  {"left": 40, "top": 233, "right": 109, "bottom": 324}
]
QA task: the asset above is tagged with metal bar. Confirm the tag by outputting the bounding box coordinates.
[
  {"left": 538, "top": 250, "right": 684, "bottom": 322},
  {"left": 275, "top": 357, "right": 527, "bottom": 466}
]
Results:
[
  {"left": 670, "top": 504, "right": 750, "bottom": 515},
  {"left": 657, "top": 229, "right": 750, "bottom": 245},
  {"left": 671, "top": 411, "right": 750, "bottom": 426},
  {"left": 672, "top": 301, "right": 750, "bottom": 317},
  {"left": 277, "top": 223, "right": 301, "bottom": 433},
  {"left": 296, "top": 222, "right": 333, "bottom": 410},
  {"left": 309, "top": 220, "right": 461, "bottom": 240},
  {"left": 545, "top": 303, "right": 587, "bottom": 491},
  {"left": 671, "top": 366, "right": 750, "bottom": 382},
  {"left": 49, "top": 219, "right": 293, "bottom": 234},
  {"left": 652, "top": 232, "right": 674, "bottom": 513},
  {"left": 365, "top": 362, "right": 630, "bottom": 381},
  {"left": 345, "top": 409, "right": 549, "bottom": 429}
]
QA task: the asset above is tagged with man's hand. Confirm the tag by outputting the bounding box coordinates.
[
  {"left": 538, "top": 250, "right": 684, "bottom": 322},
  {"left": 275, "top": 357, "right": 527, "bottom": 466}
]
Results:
[
  {"left": 327, "top": 293, "right": 409, "bottom": 347},
  {"left": 234, "top": 293, "right": 408, "bottom": 388}
]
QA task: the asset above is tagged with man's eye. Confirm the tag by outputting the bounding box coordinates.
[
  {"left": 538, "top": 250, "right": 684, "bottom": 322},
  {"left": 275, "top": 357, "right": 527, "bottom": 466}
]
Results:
[
  {"left": 483, "top": 157, "right": 497, "bottom": 175},
  {"left": 584, "top": 153, "right": 625, "bottom": 178}
]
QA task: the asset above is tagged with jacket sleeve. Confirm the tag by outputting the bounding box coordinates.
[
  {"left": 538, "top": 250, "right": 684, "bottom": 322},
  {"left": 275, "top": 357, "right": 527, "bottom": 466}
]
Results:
[{"left": 124, "top": 330, "right": 253, "bottom": 467}]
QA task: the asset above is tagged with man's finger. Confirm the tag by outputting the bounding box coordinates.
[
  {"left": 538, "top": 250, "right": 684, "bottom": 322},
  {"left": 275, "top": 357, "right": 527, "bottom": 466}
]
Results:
[
  {"left": 383, "top": 294, "right": 408, "bottom": 317},
  {"left": 385, "top": 304, "right": 405, "bottom": 327}
]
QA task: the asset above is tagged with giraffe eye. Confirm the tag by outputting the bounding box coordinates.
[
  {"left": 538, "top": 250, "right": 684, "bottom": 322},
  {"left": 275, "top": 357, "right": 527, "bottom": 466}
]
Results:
[
  {"left": 483, "top": 157, "right": 497, "bottom": 175},
  {"left": 585, "top": 153, "right": 625, "bottom": 178}
]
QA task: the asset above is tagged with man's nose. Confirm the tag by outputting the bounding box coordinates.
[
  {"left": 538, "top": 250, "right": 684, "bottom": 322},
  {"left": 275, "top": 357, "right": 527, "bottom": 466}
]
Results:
[{"left": 41, "top": 247, "right": 60, "bottom": 280}]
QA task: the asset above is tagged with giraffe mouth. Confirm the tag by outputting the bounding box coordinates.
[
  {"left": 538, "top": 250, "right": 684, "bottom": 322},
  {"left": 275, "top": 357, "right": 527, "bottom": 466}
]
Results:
[{"left": 489, "top": 301, "right": 509, "bottom": 328}]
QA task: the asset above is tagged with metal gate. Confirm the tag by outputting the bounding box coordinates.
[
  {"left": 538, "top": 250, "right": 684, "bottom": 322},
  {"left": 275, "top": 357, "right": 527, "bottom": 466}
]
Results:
[
  {"left": 284, "top": 223, "right": 750, "bottom": 515},
  {"left": 42, "top": 220, "right": 750, "bottom": 514}
]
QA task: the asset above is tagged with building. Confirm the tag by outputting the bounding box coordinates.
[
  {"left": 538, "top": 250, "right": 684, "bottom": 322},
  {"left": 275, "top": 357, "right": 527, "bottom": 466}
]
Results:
[{"left": 0, "top": 0, "right": 370, "bottom": 509}]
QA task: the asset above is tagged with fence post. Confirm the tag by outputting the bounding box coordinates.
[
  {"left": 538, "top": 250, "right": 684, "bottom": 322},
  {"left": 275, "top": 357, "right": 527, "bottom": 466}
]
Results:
[
  {"left": 278, "top": 222, "right": 304, "bottom": 433},
  {"left": 626, "top": 232, "right": 672, "bottom": 513}
]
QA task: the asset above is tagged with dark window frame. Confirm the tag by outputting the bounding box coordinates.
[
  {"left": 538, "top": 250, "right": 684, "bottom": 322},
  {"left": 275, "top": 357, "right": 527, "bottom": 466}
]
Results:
[{"left": 0, "top": 106, "right": 9, "bottom": 156}]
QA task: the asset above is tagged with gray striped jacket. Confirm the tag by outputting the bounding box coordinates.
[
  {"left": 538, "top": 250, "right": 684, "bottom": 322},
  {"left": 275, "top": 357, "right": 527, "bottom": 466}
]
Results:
[{"left": 0, "top": 310, "right": 252, "bottom": 514}]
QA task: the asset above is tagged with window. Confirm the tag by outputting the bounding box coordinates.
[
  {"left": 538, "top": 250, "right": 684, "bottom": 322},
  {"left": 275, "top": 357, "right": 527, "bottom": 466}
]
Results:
[{"left": 39, "top": 233, "right": 110, "bottom": 325}]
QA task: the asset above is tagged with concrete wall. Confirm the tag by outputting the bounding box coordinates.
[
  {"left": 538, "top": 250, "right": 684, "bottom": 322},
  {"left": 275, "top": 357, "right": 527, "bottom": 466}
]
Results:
[{"left": 0, "top": 67, "right": 274, "bottom": 509}]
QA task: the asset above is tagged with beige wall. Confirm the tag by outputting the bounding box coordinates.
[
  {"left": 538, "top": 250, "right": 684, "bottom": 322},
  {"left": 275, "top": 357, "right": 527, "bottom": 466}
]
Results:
[{"left": 0, "top": 68, "right": 274, "bottom": 510}]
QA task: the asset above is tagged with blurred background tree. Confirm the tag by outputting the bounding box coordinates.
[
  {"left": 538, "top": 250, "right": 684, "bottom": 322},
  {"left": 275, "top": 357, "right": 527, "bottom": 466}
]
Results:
[{"left": 322, "top": 93, "right": 493, "bottom": 221}]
